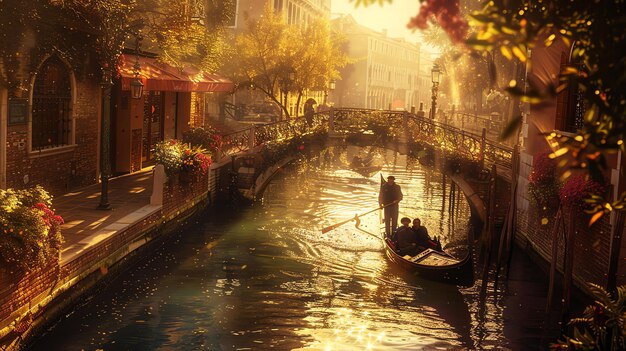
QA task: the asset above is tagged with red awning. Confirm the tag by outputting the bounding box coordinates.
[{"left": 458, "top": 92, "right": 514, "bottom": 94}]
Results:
[{"left": 118, "top": 54, "right": 234, "bottom": 93}]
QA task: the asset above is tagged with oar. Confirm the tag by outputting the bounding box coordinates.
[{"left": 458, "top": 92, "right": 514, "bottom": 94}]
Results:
[{"left": 321, "top": 202, "right": 396, "bottom": 234}]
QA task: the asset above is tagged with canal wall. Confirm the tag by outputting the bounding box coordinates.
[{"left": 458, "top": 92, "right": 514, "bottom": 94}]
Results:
[{"left": 0, "top": 169, "right": 210, "bottom": 351}]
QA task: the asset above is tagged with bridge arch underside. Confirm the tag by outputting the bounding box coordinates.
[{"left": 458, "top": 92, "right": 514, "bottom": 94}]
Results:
[
  {"left": 245, "top": 131, "right": 491, "bottom": 236},
  {"left": 216, "top": 109, "right": 512, "bottom": 236}
]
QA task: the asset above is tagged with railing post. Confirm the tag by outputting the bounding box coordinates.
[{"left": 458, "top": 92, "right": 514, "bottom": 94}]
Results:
[
  {"left": 402, "top": 111, "right": 409, "bottom": 144},
  {"left": 329, "top": 107, "right": 335, "bottom": 133},
  {"left": 248, "top": 125, "right": 255, "bottom": 150},
  {"left": 480, "top": 128, "right": 487, "bottom": 170},
  {"left": 150, "top": 164, "right": 165, "bottom": 206}
]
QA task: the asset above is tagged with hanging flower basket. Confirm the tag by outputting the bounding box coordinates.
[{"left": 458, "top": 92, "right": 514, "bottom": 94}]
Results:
[
  {"left": 155, "top": 139, "right": 212, "bottom": 182},
  {"left": 559, "top": 175, "right": 607, "bottom": 210},
  {"left": 528, "top": 152, "right": 561, "bottom": 211}
]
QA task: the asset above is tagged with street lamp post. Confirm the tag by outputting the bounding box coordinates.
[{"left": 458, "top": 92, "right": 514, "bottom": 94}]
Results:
[
  {"left": 324, "top": 80, "right": 336, "bottom": 105},
  {"left": 97, "top": 66, "right": 113, "bottom": 210},
  {"left": 431, "top": 64, "right": 442, "bottom": 119},
  {"left": 98, "top": 36, "right": 143, "bottom": 210}
]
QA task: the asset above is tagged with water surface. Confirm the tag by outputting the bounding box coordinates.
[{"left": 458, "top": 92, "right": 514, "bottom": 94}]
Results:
[{"left": 31, "top": 145, "right": 560, "bottom": 351}]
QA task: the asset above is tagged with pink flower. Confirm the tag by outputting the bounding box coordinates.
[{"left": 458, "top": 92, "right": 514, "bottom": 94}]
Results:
[
  {"left": 559, "top": 175, "right": 606, "bottom": 208},
  {"left": 407, "top": 0, "right": 468, "bottom": 43}
]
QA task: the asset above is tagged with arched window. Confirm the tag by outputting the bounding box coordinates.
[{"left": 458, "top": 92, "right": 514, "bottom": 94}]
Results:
[{"left": 31, "top": 56, "right": 72, "bottom": 150}]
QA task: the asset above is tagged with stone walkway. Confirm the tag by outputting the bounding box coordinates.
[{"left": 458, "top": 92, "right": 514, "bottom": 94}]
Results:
[{"left": 55, "top": 169, "right": 157, "bottom": 263}]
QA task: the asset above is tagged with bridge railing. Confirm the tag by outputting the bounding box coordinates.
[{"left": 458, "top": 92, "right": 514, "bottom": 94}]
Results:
[
  {"left": 216, "top": 111, "right": 330, "bottom": 161},
  {"left": 332, "top": 108, "right": 406, "bottom": 137},
  {"left": 214, "top": 107, "right": 512, "bottom": 174},
  {"left": 406, "top": 113, "right": 513, "bottom": 173}
]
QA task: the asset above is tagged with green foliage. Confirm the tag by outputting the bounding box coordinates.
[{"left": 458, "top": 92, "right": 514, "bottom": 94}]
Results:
[
  {"left": 284, "top": 17, "right": 349, "bottom": 112},
  {"left": 154, "top": 139, "right": 212, "bottom": 177},
  {"left": 552, "top": 284, "right": 626, "bottom": 350},
  {"left": 182, "top": 126, "right": 222, "bottom": 154},
  {"left": 464, "top": 0, "right": 626, "bottom": 218},
  {"left": 528, "top": 153, "right": 561, "bottom": 211},
  {"left": 137, "top": 0, "right": 235, "bottom": 71},
  {"left": 154, "top": 139, "right": 184, "bottom": 176},
  {"left": 225, "top": 4, "right": 348, "bottom": 118},
  {"left": 52, "top": 0, "right": 138, "bottom": 68},
  {"left": 0, "top": 186, "right": 63, "bottom": 273}
]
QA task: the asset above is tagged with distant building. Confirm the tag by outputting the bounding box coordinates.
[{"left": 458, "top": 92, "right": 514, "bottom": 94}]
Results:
[
  {"left": 331, "top": 15, "right": 424, "bottom": 110},
  {"left": 231, "top": 0, "right": 331, "bottom": 30}
]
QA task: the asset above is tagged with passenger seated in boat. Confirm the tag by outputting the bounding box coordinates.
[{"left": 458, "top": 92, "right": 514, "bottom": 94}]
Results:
[
  {"left": 395, "top": 217, "right": 420, "bottom": 256},
  {"left": 411, "top": 218, "right": 440, "bottom": 252}
]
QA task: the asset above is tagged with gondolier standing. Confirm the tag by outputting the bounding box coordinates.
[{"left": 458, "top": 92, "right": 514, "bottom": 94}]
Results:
[{"left": 379, "top": 175, "right": 403, "bottom": 236}]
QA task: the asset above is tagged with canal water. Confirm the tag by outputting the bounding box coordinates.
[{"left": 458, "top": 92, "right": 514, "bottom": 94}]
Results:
[{"left": 30, "top": 145, "right": 563, "bottom": 351}]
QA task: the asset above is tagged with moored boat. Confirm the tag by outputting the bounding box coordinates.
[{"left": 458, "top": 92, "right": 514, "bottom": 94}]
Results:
[{"left": 383, "top": 236, "right": 474, "bottom": 285}]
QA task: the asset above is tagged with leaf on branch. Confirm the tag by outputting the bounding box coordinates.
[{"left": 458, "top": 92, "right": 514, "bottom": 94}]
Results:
[
  {"left": 549, "top": 147, "right": 569, "bottom": 159},
  {"left": 466, "top": 38, "right": 494, "bottom": 50},
  {"left": 589, "top": 211, "right": 604, "bottom": 227},
  {"left": 499, "top": 115, "right": 522, "bottom": 141},
  {"left": 512, "top": 45, "right": 527, "bottom": 62},
  {"left": 562, "top": 66, "right": 580, "bottom": 76},
  {"left": 500, "top": 46, "right": 513, "bottom": 60}
]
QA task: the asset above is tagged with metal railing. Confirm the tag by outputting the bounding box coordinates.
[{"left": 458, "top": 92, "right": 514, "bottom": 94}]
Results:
[
  {"left": 214, "top": 108, "right": 513, "bottom": 174},
  {"left": 216, "top": 111, "right": 329, "bottom": 161}
]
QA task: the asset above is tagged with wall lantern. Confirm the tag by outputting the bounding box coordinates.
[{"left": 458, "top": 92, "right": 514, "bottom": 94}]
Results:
[
  {"left": 329, "top": 80, "right": 336, "bottom": 91},
  {"left": 130, "top": 76, "right": 144, "bottom": 99},
  {"left": 131, "top": 35, "right": 144, "bottom": 99}
]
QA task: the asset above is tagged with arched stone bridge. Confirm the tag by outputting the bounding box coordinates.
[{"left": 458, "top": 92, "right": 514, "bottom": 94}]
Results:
[{"left": 211, "top": 108, "right": 514, "bottom": 189}]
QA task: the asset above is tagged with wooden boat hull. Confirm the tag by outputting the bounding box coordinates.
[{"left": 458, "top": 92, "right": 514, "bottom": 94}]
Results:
[{"left": 384, "top": 239, "right": 474, "bottom": 285}]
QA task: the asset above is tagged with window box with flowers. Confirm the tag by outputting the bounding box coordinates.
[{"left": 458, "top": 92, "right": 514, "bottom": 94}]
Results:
[
  {"left": 528, "top": 152, "right": 561, "bottom": 212},
  {"left": 153, "top": 139, "right": 212, "bottom": 184},
  {"left": 180, "top": 145, "right": 212, "bottom": 183},
  {"left": 182, "top": 126, "right": 222, "bottom": 155},
  {"left": 559, "top": 175, "right": 607, "bottom": 212},
  {"left": 0, "top": 186, "right": 64, "bottom": 276}
]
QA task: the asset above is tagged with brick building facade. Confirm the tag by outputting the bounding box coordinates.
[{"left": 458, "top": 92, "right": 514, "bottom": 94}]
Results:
[
  {"left": 0, "top": 5, "right": 102, "bottom": 195},
  {"left": 515, "top": 35, "right": 626, "bottom": 288}
]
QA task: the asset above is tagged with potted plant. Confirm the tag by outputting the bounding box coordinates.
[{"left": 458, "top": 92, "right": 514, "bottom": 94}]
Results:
[
  {"left": 559, "top": 174, "right": 607, "bottom": 212},
  {"left": 182, "top": 126, "right": 222, "bottom": 154},
  {"left": 154, "top": 139, "right": 183, "bottom": 179},
  {"left": 528, "top": 152, "right": 561, "bottom": 211},
  {"left": 180, "top": 144, "right": 212, "bottom": 183},
  {"left": 0, "top": 186, "right": 64, "bottom": 276}
]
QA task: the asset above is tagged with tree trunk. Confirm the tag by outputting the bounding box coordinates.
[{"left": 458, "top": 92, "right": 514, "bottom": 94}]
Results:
[
  {"left": 257, "top": 85, "right": 289, "bottom": 119},
  {"left": 295, "top": 91, "right": 303, "bottom": 118}
]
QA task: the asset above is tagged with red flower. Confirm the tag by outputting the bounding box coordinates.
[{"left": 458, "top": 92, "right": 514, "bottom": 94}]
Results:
[
  {"left": 407, "top": 0, "right": 468, "bottom": 43},
  {"left": 529, "top": 152, "right": 557, "bottom": 184},
  {"left": 559, "top": 175, "right": 606, "bottom": 208},
  {"left": 592, "top": 304, "right": 608, "bottom": 326}
]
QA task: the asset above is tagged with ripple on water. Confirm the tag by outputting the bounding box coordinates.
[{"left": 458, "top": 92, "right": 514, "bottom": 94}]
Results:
[{"left": 30, "top": 145, "right": 527, "bottom": 351}]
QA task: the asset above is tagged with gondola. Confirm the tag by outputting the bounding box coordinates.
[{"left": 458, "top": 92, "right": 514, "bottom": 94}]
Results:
[{"left": 383, "top": 235, "right": 474, "bottom": 285}]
